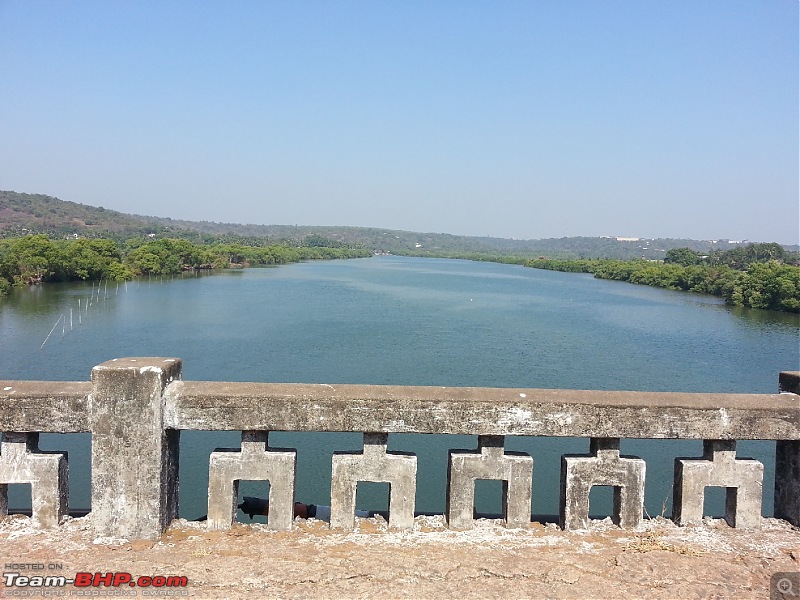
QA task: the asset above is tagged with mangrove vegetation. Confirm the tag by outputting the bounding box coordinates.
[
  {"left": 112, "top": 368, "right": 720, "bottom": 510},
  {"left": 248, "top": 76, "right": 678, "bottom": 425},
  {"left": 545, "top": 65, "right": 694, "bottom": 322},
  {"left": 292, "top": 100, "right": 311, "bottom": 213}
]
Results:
[
  {"left": 521, "top": 244, "right": 800, "bottom": 313},
  {"left": 0, "top": 234, "right": 371, "bottom": 295}
]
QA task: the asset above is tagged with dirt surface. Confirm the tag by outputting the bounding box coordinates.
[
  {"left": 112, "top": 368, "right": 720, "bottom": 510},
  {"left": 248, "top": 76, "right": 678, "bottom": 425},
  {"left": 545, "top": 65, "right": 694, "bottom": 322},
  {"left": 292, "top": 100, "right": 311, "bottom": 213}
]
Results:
[{"left": 1, "top": 514, "right": 798, "bottom": 599}]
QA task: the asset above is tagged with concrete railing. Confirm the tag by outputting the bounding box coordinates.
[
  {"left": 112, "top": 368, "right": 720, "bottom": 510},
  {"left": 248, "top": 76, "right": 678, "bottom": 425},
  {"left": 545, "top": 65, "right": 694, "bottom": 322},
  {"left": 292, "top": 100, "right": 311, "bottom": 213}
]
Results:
[{"left": 1, "top": 358, "right": 798, "bottom": 540}]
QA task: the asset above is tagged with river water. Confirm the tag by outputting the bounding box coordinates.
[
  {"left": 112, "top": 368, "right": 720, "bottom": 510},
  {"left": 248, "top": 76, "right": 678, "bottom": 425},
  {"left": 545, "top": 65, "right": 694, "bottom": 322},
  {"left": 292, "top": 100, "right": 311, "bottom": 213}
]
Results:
[{"left": 1, "top": 256, "right": 798, "bottom": 521}]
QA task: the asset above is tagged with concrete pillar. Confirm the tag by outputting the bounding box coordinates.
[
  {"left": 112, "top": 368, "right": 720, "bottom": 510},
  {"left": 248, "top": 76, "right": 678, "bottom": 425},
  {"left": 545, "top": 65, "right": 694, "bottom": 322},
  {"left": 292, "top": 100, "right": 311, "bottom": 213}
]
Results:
[
  {"left": 559, "top": 438, "right": 645, "bottom": 530},
  {"left": 775, "top": 371, "right": 800, "bottom": 526},
  {"left": 0, "top": 432, "right": 68, "bottom": 528},
  {"left": 330, "top": 433, "right": 416, "bottom": 530},
  {"left": 90, "top": 358, "right": 182, "bottom": 540},
  {"left": 207, "top": 431, "right": 296, "bottom": 531},
  {"left": 446, "top": 435, "right": 533, "bottom": 530},
  {"left": 673, "top": 440, "right": 763, "bottom": 528}
]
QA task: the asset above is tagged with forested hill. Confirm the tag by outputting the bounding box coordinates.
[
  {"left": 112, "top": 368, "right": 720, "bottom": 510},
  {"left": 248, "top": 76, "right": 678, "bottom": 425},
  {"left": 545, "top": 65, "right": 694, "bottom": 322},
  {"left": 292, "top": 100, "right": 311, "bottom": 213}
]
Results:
[{"left": 1, "top": 190, "right": 795, "bottom": 260}]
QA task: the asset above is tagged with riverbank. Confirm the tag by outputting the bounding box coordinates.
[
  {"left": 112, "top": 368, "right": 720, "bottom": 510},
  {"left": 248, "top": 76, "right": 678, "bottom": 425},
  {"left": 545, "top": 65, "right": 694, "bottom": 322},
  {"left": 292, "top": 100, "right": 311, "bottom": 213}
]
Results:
[
  {"left": 0, "top": 234, "right": 372, "bottom": 296},
  {"left": 1, "top": 514, "right": 797, "bottom": 599},
  {"left": 399, "top": 249, "right": 800, "bottom": 314},
  {"left": 526, "top": 257, "right": 800, "bottom": 314}
]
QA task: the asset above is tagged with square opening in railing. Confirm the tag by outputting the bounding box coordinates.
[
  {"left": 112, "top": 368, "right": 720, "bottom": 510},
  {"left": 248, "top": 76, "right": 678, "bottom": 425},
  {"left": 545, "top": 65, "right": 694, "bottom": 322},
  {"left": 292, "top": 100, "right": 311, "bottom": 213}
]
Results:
[
  {"left": 236, "top": 480, "right": 271, "bottom": 525},
  {"left": 702, "top": 485, "right": 727, "bottom": 520},
  {"left": 588, "top": 485, "right": 614, "bottom": 522},
  {"left": 357, "top": 481, "right": 389, "bottom": 516},
  {"left": 5, "top": 482, "right": 32, "bottom": 516},
  {"left": 474, "top": 479, "right": 504, "bottom": 519}
]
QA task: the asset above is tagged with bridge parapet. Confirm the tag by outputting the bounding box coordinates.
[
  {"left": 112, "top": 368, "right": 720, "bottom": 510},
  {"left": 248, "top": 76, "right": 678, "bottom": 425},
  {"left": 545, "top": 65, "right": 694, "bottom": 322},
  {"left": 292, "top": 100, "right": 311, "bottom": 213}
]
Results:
[{"left": 1, "top": 358, "right": 798, "bottom": 540}]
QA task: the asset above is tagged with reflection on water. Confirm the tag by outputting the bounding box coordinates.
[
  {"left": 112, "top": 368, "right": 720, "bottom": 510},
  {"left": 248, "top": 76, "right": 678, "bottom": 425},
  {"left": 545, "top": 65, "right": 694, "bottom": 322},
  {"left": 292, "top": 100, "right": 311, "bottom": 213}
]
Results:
[{"left": 1, "top": 257, "right": 798, "bottom": 519}]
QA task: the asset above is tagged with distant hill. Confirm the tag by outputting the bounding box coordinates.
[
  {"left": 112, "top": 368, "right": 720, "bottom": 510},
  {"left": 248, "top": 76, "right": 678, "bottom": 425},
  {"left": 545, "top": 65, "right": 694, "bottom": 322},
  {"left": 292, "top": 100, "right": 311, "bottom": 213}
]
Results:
[{"left": 1, "top": 190, "right": 795, "bottom": 260}]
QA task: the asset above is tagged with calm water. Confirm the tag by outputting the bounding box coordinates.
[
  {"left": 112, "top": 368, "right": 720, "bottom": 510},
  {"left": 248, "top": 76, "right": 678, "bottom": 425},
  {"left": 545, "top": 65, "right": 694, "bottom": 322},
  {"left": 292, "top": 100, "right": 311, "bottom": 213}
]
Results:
[{"left": 1, "top": 256, "right": 798, "bottom": 521}]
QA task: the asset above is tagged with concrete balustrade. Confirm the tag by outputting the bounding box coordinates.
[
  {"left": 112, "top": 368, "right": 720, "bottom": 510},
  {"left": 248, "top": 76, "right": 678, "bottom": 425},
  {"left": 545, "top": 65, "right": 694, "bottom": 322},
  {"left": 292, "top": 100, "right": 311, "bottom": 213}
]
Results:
[
  {"left": 559, "top": 437, "right": 645, "bottom": 530},
  {"left": 331, "top": 433, "right": 417, "bottom": 530},
  {"left": 447, "top": 435, "right": 533, "bottom": 530},
  {"left": 207, "top": 431, "right": 297, "bottom": 531},
  {"left": 673, "top": 440, "right": 763, "bottom": 528},
  {"left": 0, "top": 432, "right": 68, "bottom": 528},
  {"left": 0, "top": 358, "right": 798, "bottom": 540}
]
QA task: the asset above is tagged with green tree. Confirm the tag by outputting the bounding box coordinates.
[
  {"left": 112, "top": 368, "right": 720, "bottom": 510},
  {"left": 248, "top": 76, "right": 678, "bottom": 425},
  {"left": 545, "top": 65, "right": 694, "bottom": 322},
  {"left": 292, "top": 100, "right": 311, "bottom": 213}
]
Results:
[
  {"left": 727, "top": 262, "right": 800, "bottom": 312},
  {"left": 664, "top": 247, "right": 701, "bottom": 267},
  {"left": 4, "top": 235, "right": 62, "bottom": 284},
  {"left": 60, "top": 238, "right": 123, "bottom": 280}
]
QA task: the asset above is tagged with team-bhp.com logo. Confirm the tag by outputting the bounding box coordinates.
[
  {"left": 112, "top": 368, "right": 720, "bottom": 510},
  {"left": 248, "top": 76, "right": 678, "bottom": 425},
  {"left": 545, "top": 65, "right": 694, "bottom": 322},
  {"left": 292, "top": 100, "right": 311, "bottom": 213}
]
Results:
[{"left": 3, "top": 569, "right": 188, "bottom": 596}]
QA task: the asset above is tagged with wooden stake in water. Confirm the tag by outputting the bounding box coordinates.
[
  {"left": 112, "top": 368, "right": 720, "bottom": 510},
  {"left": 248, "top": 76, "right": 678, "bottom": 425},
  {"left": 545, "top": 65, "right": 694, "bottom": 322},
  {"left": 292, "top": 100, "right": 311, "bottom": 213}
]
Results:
[
  {"left": 70, "top": 308, "right": 73, "bottom": 330},
  {"left": 40, "top": 314, "right": 64, "bottom": 349}
]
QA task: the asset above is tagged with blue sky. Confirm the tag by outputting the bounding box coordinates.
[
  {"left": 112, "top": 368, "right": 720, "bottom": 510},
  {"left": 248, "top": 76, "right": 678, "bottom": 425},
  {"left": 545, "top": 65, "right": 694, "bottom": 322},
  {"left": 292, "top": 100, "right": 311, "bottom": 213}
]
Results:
[{"left": 0, "top": 1, "right": 797, "bottom": 243}]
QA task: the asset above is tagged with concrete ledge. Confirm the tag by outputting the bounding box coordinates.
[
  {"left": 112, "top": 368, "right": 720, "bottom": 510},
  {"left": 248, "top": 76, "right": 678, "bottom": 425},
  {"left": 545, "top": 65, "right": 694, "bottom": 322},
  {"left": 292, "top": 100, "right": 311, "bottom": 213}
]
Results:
[
  {"left": 0, "top": 381, "right": 90, "bottom": 432},
  {"left": 164, "top": 381, "right": 800, "bottom": 439},
  {"left": 2, "top": 378, "right": 797, "bottom": 440}
]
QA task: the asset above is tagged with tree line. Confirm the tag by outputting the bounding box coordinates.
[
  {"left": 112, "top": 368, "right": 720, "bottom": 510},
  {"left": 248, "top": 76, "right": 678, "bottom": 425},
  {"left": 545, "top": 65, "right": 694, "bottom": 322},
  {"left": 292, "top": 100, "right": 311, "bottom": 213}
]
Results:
[
  {"left": 2, "top": 235, "right": 797, "bottom": 314},
  {"left": 0, "top": 234, "right": 371, "bottom": 296},
  {"left": 525, "top": 243, "right": 799, "bottom": 313},
  {"left": 390, "top": 243, "right": 799, "bottom": 314}
]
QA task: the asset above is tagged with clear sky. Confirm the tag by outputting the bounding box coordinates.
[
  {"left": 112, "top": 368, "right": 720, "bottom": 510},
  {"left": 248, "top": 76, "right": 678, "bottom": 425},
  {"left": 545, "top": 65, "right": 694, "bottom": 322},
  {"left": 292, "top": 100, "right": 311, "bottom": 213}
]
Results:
[{"left": 0, "top": 1, "right": 797, "bottom": 243}]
